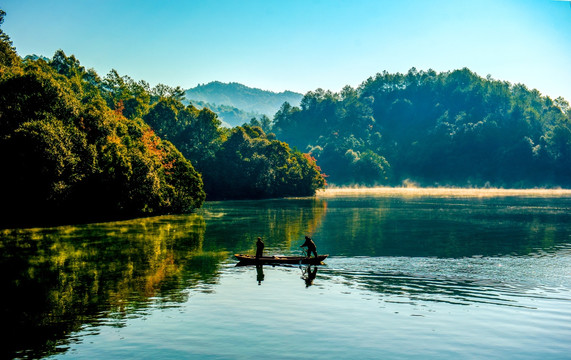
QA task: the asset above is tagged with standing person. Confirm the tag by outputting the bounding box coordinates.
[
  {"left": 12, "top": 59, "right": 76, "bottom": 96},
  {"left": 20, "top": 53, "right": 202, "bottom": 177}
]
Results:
[
  {"left": 300, "top": 236, "right": 317, "bottom": 258},
  {"left": 255, "top": 237, "right": 264, "bottom": 259}
]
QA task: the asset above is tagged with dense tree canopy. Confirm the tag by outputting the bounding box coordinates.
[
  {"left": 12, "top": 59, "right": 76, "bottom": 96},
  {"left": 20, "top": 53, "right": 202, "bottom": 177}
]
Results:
[
  {"left": 206, "top": 125, "right": 325, "bottom": 199},
  {"left": 0, "top": 9, "right": 325, "bottom": 226},
  {"left": 0, "top": 20, "right": 205, "bottom": 225},
  {"left": 273, "top": 68, "right": 571, "bottom": 187},
  {"left": 143, "top": 99, "right": 326, "bottom": 199}
]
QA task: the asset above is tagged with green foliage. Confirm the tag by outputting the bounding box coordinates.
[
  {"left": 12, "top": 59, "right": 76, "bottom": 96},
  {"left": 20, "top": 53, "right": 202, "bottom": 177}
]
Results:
[
  {"left": 144, "top": 101, "right": 223, "bottom": 175},
  {"left": 0, "top": 8, "right": 321, "bottom": 225},
  {"left": 0, "top": 9, "right": 21, "bottom": 77},
  {"left": 273, "top": 68, "right": 571, "bottom": 187},
  {"left": 248, "top": 114, "right": 272, "bottom": 134},
  {"left": 142, "top": 96, "right": 325, "bottom": 199},
  {"left": 204, "top": 125, "right": 325, "bottom": 199},
  {"left": 0, "top": 33, "right": 204, "bottom": 225}
]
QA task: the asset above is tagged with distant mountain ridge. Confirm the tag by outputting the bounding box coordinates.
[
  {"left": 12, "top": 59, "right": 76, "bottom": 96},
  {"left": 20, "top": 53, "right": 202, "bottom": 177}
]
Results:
[
  {"left": 189, "top": 100, "right": 260, "bottom": 128},
  {"left": 184, "top": 81, "right": 303, "bottom": 121}
]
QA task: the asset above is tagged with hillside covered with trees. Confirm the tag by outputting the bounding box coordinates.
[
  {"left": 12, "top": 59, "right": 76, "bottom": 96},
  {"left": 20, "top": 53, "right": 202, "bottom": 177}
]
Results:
[
  {"left": 272, "top": 68, "right": 571, "bottom": 187},
  {"left": 0, "top": 10, "right": 325, "bottom": 225},
  {"left": 142, "top": 98, "right": 325, "bottom": 200},
  {"left": 185, "top": 81, "right": 303, "bottom": 118},
  {"left": 0, "top": 15, "right": 205, "bottom": 225}
]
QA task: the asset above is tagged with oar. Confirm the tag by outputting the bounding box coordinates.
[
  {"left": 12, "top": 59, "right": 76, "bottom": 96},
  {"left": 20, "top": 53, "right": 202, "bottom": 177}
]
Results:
[{"left": 297, "top": 248, "right": 306, "bottom": 266}]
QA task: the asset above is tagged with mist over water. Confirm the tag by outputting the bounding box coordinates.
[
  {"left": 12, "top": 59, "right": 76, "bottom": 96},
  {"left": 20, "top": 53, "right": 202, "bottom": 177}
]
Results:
[{"left": 319, "top": 186, "right": 571, "bottom": 198}]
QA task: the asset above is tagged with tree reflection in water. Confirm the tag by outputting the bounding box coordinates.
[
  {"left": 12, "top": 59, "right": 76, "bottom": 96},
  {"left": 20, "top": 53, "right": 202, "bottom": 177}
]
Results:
[
  {"left": 0, "top": 197, "right": 330, "bottom": 359},
  {"left": 0, "top": 214, "right": 224, "bottom": 359}
]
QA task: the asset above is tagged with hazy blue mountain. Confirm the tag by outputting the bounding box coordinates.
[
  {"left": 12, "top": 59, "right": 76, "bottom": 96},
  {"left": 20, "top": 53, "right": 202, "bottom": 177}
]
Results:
[
  {"left": 188, "top": 100, "right": 260, "bottom": 128},
  {"left": 184, "top": 81, "right": 303, "bottom": 121}
]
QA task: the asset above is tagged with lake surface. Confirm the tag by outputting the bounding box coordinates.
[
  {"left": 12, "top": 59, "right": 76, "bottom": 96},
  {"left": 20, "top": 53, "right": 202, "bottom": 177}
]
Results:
[{"left": 2, "top": 189, "right": 571, "bottom": 359}]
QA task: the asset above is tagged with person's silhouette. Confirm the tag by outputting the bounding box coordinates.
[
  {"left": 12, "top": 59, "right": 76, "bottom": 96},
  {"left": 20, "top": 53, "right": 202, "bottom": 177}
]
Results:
[
  {"left": 256, "top": 264, "right": 265, "bottom": 285},
  {"left": 256, "top": 237, "right": 264, "bottom": 259},
  {"left": 300, "top": 236, "right": 317, "bottom": 258},
  {"left": 302, "top": 265, "right": 318, "bottom": 287}
]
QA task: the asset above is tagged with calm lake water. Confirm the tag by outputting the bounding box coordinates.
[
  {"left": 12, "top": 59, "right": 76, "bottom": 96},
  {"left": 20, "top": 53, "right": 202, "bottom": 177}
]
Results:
[{"left": 2, "top": 189, "right": 571, "bottom": 359}]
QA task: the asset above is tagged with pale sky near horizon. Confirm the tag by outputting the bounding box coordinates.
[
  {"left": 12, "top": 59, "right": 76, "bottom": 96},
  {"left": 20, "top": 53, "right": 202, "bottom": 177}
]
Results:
[{"left": 2, "top": 0, "right": 570, "bottom": 102}]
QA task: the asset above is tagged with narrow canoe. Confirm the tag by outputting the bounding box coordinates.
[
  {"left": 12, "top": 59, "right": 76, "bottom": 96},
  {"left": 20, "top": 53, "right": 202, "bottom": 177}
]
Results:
[{"left": 234, "top": 254, "right": 328, "bottom": 265}]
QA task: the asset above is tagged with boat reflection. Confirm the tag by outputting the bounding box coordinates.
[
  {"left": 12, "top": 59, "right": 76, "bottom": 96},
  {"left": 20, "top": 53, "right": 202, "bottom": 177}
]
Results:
[{"left": 242, "top": 264, "right": 320, "bottom": 288}]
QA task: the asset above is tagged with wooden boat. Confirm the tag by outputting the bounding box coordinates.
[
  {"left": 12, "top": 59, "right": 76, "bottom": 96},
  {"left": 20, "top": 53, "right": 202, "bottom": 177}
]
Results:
[{"left": 234, "top": 254, "right": 328, "bottom": 265}]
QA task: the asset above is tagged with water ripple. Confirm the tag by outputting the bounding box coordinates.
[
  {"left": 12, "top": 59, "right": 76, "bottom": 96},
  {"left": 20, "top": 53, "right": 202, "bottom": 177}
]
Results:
[{"left": 320, "top": 255, "right": 571, "bottom": 309}]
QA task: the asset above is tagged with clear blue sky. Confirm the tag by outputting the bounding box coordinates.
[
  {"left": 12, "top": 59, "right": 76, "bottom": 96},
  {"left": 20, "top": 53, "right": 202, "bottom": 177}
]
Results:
[{"left": 2, "top": 0, "right": 570, "bottom": 101}]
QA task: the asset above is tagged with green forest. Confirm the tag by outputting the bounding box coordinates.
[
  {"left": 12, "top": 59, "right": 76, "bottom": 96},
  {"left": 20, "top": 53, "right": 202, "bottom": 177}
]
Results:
[
  {"left": 271, "top": 68, "right": 571, "bottom": 187},
  {"left": 0, "top": 10, "right": 324, "bottom": 225},
  {"left": 1, "top": 6, "right": 570, "bottom": 226}
]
